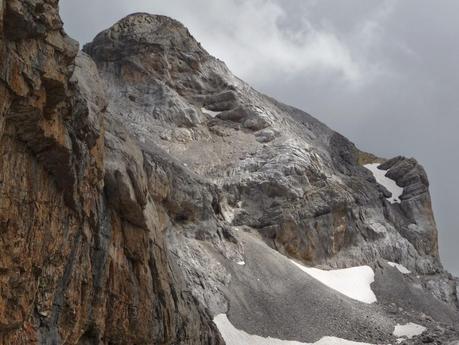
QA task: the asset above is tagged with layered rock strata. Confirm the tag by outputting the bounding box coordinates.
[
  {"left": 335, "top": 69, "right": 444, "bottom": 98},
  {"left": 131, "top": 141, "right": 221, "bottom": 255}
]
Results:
[{"left": 0, "top": 3, "right": 457, "bottom": 344}]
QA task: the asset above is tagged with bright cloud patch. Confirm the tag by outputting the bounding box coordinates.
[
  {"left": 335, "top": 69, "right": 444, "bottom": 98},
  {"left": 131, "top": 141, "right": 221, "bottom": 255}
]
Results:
[
  {"left": 364, "top": 163, "right": 404, "bottom": 204},
  {"left": 387, "top": 262, "right": 411, "bottom": 274},
  {"left": 290, "top": 260, "right": 377, "bottom": 304},
  {"left": 393, "top": 322, "right": 426, "bottom": 339},
  {"left": 214, "top": 314, "right": 377, "bottom": 345}
]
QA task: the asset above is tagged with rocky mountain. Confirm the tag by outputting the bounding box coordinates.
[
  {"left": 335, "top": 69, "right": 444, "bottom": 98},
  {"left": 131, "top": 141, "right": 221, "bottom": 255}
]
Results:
[{"left": 0, "top": 1, "right": 457, "bottom": 344}]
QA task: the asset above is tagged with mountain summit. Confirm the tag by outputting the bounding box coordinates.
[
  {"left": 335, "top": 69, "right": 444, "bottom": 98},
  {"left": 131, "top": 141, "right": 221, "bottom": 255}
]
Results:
[
  {"left": 87, "top": 13, "right": 207, "bottom": 60},
  {"left": 0, "top": 3, "right": 458, "bottom": 345}
]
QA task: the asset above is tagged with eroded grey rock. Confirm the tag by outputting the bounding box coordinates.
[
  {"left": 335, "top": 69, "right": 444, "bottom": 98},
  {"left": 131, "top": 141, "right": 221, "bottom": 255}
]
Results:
[
  {"left": 83, "top": 13, "right": 457, "bottom": 310},
  {"left": 2, "top": 8, "right": 453, "bottom": 344}
]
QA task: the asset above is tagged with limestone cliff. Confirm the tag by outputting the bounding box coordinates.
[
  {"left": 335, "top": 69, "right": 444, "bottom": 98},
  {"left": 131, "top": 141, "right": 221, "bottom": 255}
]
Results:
[
  {"left": 0, "top": 2, "right": 222, "bottom": 344},
  {"left": 0, "top": 2, "right": 457, "bottom": 345}
]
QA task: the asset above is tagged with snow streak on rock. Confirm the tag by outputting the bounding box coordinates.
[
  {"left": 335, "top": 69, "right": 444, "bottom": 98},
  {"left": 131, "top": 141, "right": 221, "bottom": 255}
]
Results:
[
  {"left": 364, "top": 163, "right": 404, "bottom": 203},
  {"left": 387, "top": 262, "right": 411, "bottom": 274},
  {"left": 201, "top": 107, "right": 222, "bottom": 117}
]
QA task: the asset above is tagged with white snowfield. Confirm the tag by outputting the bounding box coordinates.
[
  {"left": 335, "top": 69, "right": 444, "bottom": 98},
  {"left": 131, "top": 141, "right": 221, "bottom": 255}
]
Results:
[
  {"left": 387, "top": 262, "right": 411, "bottom": 274},
  {"left": 393, "top": 322, "right": 426, "bottom": 339},
  {"left": 290, "top": 260, "right": 377, "bottom": 304},
  {"left": 201, "top": 107, "right": 221, "bottom": 117},
  {"left": 213, "top": 314, "right": 378, "bottom": 345},
  {"left": 364, "top": 163, "right": 404, "bottom": 204}
]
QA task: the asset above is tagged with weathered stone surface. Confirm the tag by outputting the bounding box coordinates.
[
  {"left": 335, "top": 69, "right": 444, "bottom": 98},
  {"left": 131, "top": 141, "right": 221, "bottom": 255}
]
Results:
[
  {"left": 0, "top": 2, "right": 223, "bottom": 344},
  {"left": 82, "top": 8, "right": 457, "bottom": 304},
  {"left": 1, "top": 4, "right": 458, "bottom": 345}
]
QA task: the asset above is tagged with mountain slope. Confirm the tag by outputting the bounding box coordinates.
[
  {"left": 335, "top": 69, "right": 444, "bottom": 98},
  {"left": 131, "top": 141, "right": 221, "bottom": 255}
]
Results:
[
  {"left": 0, "top": 2, "right": 457, "bottom": 344},
  {"left": 84, "top": 13, "right": 441, "bottom": 273}
]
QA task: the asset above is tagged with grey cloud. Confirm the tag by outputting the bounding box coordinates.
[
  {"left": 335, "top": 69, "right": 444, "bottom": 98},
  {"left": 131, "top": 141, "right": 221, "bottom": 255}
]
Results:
[{"left": 60, "top": 0, "right": 459, "bottom": 275}]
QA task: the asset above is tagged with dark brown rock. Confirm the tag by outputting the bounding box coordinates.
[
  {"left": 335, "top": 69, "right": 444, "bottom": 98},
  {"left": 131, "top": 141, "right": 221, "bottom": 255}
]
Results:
[{"left": 0, "top": 2, "right": 224, "bottom": 344}]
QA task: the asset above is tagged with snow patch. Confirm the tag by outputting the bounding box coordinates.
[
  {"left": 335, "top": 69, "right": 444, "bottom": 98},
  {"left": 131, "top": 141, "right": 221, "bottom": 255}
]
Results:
[
  {"left": 314, "top": 339, "right": 376, "bottom": 345},
  {"left": 290, "top": 260, "right": 377, "bottom": 304},
  {"left": 387, "top": 262, "right": 411, "bottom": 274},
  {"left": 220, "top": 201, "right": 236, "bottom": 223},
  {"left": 393, "top": 323, "right": 426, "bottom": 339},
  {"left": 201, "top": 107, "right": 221, "bottom": 117},
  {"left": 237, "top": 261, "right": 246, "bottom": 266},
  {"left": 213, "top": 314, "right": 378, "bottom": 345},
  {"left": 364, "top": 163, "right": 403, "bottom": 204}
]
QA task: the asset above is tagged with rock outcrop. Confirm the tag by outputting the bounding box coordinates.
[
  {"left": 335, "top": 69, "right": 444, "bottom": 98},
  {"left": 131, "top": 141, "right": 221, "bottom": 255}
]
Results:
[
  {"left": 0, "top": 2, "right": 222, "bottom": 344},
  {"left": 0, "top": 2, "right": 457, "bottom": 345}
]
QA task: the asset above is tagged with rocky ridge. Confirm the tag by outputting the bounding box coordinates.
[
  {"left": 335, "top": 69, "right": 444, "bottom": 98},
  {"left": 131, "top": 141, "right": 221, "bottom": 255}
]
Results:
[{"left": 0, "top": 2, "right": 458, "bottom": 344}]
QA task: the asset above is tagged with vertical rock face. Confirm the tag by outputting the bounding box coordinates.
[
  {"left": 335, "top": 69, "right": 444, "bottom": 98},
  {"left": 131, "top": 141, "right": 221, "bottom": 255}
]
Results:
[
  {"left": 0, "top": 2, "right": 458, "bottom": 345},
  {"left": 0, "top": 1, "right": 223, "bottom": 344}
]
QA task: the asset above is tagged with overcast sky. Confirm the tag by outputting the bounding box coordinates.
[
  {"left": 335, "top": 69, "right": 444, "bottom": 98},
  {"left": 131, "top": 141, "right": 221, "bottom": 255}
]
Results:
[{"left": 60, "top": 0, "right": 459, "bottom": 275}]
